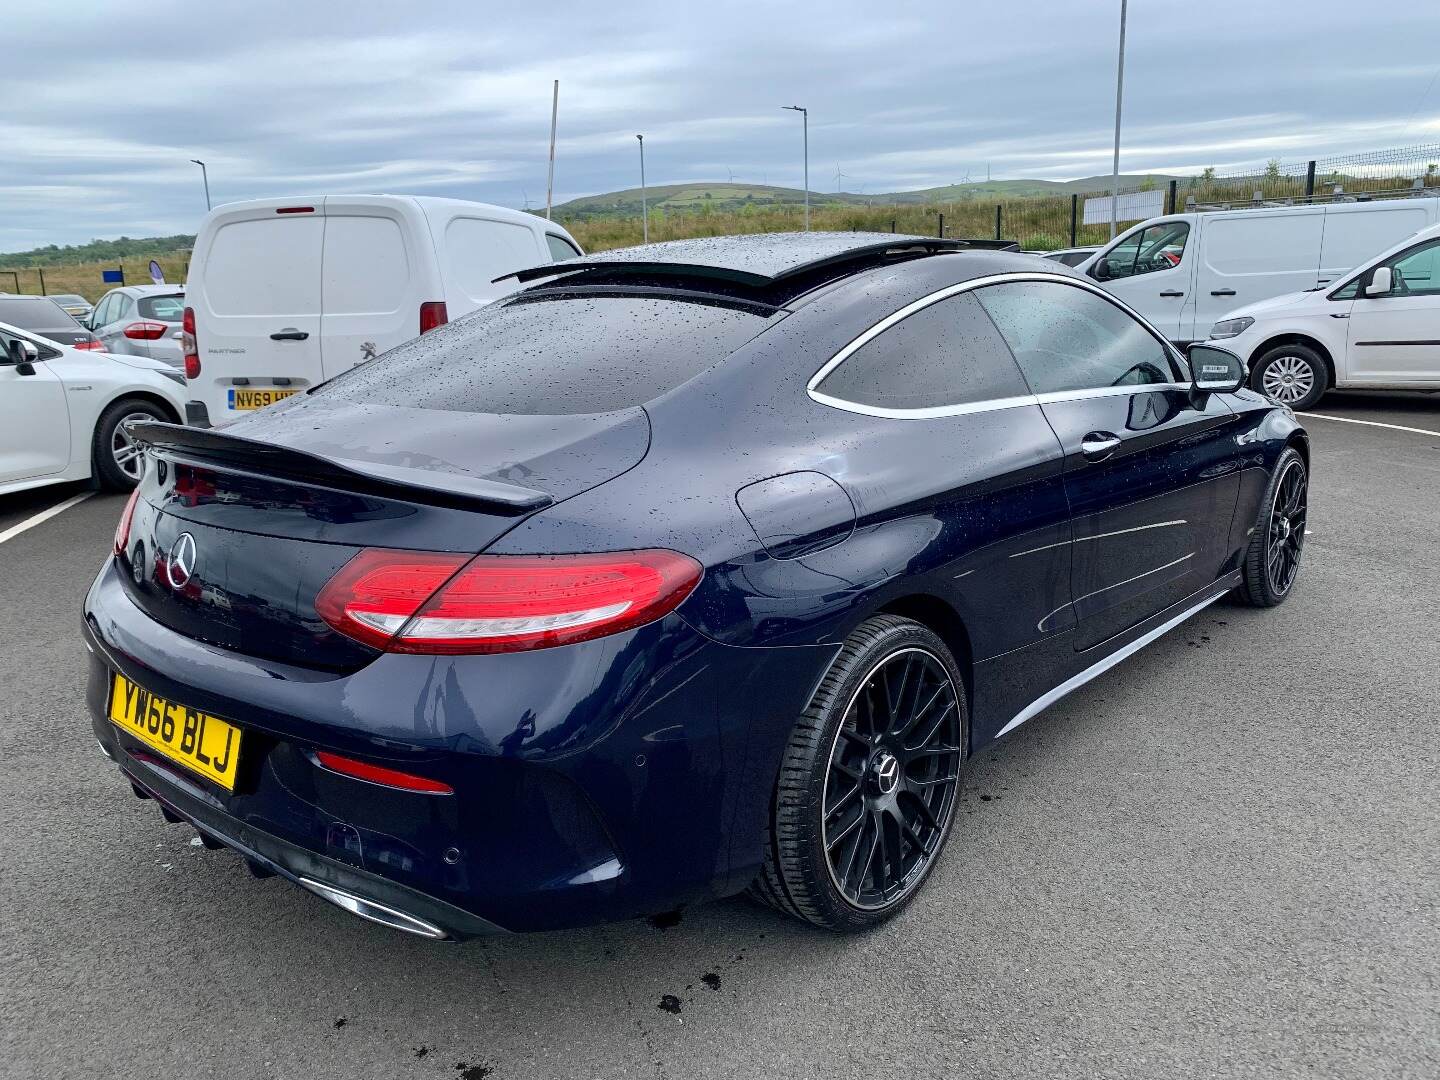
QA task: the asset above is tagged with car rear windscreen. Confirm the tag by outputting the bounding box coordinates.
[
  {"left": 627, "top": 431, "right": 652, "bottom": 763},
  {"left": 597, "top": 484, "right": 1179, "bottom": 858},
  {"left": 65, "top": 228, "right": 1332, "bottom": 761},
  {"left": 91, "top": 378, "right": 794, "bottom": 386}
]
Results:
[
  {"left": 0, "top": 297, "right": 81, "bottom": 330},
  {"left": 139, "top": 294, "right": 185, "bottom": 320},
  {"left": 315, "top": 294, "right": 780, "bottom": 414}
]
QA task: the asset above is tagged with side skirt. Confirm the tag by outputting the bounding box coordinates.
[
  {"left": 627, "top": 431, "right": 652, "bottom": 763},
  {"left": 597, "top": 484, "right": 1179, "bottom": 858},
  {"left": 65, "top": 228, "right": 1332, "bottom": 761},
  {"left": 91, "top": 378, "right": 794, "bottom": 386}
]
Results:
[{"left": 992, "top": 574, "right": 1240, "bottom": 740}]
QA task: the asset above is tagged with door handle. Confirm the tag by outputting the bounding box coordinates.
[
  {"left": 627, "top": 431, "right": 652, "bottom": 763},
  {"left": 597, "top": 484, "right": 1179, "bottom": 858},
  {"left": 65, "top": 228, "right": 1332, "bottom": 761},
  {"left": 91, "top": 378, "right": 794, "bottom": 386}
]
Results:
[
  {"left": 1080, "top": 432, "right": 1122, "bottom": 461},
  {"left": 1159, "top": 290, "right": 1184, "bottom": 298},
  {"left": 270, "top": 329, "right": 309, "bottom": 341},
  {"left": 1210, "top": 288, "right": 1237, "bottom": 296}
]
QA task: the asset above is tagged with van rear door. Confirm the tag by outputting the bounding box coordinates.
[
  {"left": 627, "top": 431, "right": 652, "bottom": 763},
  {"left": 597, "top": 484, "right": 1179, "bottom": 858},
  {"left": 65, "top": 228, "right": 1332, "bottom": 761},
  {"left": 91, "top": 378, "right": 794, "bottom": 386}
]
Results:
[
  {"left": 1188, "top": 209, "right": 1324, "bottom": 340},
  {"left": 191, "top": 201, "right": 325, "bottom": 423},
  {"left": 319, "top": 197, "right": 432, "bottom": 379}
]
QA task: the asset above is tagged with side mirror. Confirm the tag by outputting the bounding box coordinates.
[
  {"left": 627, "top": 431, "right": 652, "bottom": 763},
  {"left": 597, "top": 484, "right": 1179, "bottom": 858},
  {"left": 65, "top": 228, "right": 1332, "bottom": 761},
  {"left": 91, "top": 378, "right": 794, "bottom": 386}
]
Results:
[
  {"left": 4, "top": 338, "right": 39, "bottom": 375},
  {"left": 1092, "top": 259, "right": 1111, "bottom": 281},
  {"left": 1364, "top": 266, "right": 1392, "bottom": 297},
  {"left": 1187, "top": 343, "right": 1246, "bottom": 394}
]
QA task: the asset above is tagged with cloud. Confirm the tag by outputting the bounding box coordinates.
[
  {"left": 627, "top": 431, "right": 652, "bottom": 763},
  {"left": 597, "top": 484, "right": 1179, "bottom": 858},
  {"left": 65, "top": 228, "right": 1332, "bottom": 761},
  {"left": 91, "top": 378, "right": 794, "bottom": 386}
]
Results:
[{"left": 3, "top": 0, "right": 1440, "bottom": 251}]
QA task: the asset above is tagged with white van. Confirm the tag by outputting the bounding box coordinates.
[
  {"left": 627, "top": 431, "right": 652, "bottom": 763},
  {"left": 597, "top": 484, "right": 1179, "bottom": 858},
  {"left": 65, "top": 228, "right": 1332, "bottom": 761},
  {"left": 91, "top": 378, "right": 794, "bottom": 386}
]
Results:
[
  {"left": 182, "top": 195, "right": 583, "bottom": 426},
  {"left": 1077, "top": 197, "right": 1440, "bottom": 345}
]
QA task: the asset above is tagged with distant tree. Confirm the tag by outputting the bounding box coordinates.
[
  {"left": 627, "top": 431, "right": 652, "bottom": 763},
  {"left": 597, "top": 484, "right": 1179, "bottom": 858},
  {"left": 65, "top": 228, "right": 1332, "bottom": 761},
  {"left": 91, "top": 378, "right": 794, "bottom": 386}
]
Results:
[
  {"left": 1138, "top": 176, "right": 1156, "bottom": 192},
  {"left": 1264, "top": 159, "right": 1282, "bottom": 181}
]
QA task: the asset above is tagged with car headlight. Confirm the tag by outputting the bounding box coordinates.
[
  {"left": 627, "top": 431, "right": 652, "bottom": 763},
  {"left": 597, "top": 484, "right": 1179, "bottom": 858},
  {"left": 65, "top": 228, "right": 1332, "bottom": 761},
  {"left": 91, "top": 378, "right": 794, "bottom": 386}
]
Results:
[{"left": 1209, "top": 316, "right": 1254, "bottom": 340}]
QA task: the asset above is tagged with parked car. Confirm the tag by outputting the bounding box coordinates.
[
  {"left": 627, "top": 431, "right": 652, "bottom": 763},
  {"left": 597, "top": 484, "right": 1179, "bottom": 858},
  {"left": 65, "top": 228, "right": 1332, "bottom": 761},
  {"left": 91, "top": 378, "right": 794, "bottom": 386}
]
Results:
[
  {"left": 0, "top": 295, "right": 104, "bottom": 350},
  {"left": 1205, "top": 220, "right": 1440, "bottom": 408},
  {"left": 89, "top": 284, "right": 186, "bottom": 368},
  {"left": 85, "top": 234, "right": 1308, "bottom": 938},
  {"left": 0, "top": 319, "right": 185, "bottom": 494},
  {"left": 47, "top": 293, "right": 94, "bottom": 321},
  {"left": 1077, "top": 196, "right": 1440, "bottom": 345},
  {"left": 1038, "top": 245, "right": 1100, "bottom": 267},
  {"left": 181, "top": 195, "right": 585, "bottom": 427}
]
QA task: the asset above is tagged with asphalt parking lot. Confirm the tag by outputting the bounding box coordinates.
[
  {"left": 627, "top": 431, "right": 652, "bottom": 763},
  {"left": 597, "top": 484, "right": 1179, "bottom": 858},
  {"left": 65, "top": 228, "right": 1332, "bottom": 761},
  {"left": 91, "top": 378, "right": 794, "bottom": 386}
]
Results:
[{"left": 1, "top": 392, "right": 1437, "bottom": 1080}]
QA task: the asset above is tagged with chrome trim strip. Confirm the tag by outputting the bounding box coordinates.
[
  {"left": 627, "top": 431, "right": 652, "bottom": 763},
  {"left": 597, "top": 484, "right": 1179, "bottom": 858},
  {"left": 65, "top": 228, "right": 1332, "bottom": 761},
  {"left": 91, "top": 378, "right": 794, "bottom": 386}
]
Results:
[
  {"left": 996, "top": 589, "right": 1225, "bottom": 740},
  {"left": 806, "top": 270, "right": 1188, "bottom": 420},
  {"left": 1009, "top": 519, "right": 1187, "bottom": 559},
  {"left": 298, "top": 877, "right": 449, "bottom": 939}
]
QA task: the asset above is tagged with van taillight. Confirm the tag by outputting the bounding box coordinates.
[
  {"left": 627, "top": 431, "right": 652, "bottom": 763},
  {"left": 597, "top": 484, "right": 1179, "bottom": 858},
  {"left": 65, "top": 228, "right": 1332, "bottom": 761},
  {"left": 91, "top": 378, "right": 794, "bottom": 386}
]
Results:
[
  {"left": 419, "top": 301, "right": 448, "bottom": 335},
  {"left": 182, "top": 306, "right": 199, "bottom": 379}
]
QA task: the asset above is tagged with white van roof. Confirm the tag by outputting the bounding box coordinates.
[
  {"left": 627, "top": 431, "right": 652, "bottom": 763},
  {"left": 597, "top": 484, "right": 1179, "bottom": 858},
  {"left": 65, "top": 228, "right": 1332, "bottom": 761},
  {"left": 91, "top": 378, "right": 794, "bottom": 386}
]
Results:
[{"left": 204, "top": 194, "right": 555, "bottom": 230}]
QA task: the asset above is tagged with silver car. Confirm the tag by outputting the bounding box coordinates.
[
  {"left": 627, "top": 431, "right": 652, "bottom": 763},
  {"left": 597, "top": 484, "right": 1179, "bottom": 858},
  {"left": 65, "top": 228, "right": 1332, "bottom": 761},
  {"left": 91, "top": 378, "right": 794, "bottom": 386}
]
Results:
[{"left": 89, "top": 284, "right": 186, "bottom": 367}]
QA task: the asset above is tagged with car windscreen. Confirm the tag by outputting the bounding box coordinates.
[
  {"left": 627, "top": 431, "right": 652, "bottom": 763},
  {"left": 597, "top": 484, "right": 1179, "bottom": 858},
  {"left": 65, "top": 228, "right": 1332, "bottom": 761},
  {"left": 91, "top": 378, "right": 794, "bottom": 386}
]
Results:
[
  {"left": 314, "top": 292, "right": 781, "bottom": 415},
  {"left": 0, "top": 297, "right": 82, "bottom": 331},
  {"left": 48, "top": 294, "right": 88, "bottom": 305},
  {"left": 138, "top": 294, "right": 185, "bottom": 320}
]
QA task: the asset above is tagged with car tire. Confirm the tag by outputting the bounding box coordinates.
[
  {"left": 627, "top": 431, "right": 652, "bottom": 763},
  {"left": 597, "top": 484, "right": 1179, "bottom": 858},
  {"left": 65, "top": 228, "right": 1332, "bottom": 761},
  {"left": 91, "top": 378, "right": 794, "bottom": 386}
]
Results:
[
  {"left": 1238, "top": 446, "right": 1308, "bottom": 607},
  {"left": 93, "top": 398, "right": 169, "bottom": 491},
  {"left": 1250, "top": 344, "right": 1327, "bottom": 410},
  {"left": 749, "top": 615, "right": 968, "bottom": 931}
]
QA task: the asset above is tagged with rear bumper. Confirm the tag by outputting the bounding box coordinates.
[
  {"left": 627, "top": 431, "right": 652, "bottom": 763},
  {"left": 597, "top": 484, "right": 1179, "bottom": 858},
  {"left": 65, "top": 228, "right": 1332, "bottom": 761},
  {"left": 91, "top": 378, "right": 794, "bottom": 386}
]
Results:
[
  {"left": 83, "top": 558, "right": 836, "bottom": 935},
  {"left": 183, "top": 400, "right": 211, "bottom": 427}
]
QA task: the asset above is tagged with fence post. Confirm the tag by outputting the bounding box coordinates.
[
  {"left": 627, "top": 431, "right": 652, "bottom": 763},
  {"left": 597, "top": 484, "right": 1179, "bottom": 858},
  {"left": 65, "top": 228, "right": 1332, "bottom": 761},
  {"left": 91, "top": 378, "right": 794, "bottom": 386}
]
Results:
[
  {"left": 1070, "top": 193, "right": 1079, "bottom": 246},
  {"left": 1166, "top": 180, "right": 1177, "bottom": 215},
  {"left": 994, "top": 204, "right": 1002, "bottom": 241},
  {"left": 937, "top": 212, "right": 944, "bottom": 239},
  {"left": 1304, "top": 160, "right": 1316, "bottom": 200},
  {"left": 891, "top": 218, "right": 896, "bottom": 233},
  {"left": 38, "top": 267, "right": 46, "bottom": 295}
]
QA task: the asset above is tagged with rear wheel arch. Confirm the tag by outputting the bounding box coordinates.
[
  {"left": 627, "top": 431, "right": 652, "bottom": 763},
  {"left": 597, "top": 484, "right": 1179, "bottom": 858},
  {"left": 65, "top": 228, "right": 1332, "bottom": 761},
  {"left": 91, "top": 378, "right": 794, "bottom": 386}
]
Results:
[{"left": 873, "top": 594, "right": 973, "bottom": 714}]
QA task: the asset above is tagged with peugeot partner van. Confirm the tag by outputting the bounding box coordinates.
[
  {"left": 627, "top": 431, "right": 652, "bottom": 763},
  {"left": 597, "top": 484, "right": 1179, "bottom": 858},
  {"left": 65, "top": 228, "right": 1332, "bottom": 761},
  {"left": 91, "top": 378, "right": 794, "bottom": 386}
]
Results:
[
  {"left": 1077, "top": 197, "right": 1440, "bottom": 345},
  {"left": 182, "top": 196, "right": 583, "bottom": 426}
]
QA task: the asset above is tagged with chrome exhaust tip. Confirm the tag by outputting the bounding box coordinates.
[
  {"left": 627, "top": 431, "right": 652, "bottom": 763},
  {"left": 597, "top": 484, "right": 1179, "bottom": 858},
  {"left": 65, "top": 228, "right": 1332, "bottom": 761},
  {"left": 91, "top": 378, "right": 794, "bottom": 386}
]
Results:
[{"left": 297, "top": 877, "right": 448, "bottom": 940}]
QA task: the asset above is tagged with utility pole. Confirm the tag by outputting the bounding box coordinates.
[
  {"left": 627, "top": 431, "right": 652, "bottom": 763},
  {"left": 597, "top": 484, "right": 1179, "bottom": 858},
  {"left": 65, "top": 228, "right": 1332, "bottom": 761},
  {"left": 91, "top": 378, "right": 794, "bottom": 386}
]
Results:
[
  {"left": 546, "top": 80, "right": 559, "bottom": 220},
  {"left": 637, "top": 134, "right": 648, "bottom": 243},
  {"left": 190, "top": 159, "right": 211, "bottom": 211},
  {"left": 1110, "top": 0, "right": 1128, "bottom": 239},
  {"left": 782, "top": 105, "right": 809, "bottom": 230}
]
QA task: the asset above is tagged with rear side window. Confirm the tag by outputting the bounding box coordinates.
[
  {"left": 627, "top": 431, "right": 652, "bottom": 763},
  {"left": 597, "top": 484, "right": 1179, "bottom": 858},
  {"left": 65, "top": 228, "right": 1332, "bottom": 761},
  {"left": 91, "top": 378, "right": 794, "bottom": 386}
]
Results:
[
  {"left": 975, "top": 281, "right": 1179, "bottom": 393},
  {"left": 323, "top": 216, "right": 411, "bottom": 314},
  {"left": 316, "top": 295, "right": 777, "bottom": 415},
  {"left": 546, "top": 234, "right": 582, "bottom": 261},
  {"left": 445, "top": 218, "right": 546, "bottom": 304},
  {"left": 202, "top": 216, "right": 323, "bottom": 316},
  {"left": 138, "top": 294, "right": 185, "bottom": 320},
  {"left": 813, "top": 292, "right": 1029, "bottom": 411}
]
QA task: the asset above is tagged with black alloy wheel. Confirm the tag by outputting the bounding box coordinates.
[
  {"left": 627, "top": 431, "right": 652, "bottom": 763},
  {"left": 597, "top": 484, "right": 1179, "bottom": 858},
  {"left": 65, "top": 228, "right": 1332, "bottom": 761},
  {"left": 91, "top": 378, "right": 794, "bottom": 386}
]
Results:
[{"left": 1239, "top": 446, "right": 1308, "bottom": 607}]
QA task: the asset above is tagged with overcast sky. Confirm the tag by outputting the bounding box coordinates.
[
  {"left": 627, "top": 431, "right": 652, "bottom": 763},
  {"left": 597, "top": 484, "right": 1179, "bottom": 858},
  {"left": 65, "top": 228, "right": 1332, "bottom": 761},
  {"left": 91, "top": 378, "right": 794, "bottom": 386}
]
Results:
[{"left": 6, "top": 0, "right": 1440, "bottom": 252}]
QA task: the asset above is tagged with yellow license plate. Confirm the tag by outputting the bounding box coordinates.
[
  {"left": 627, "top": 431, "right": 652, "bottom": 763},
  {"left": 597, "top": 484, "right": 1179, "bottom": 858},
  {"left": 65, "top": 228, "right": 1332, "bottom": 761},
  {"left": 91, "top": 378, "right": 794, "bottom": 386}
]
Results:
[
  {"left": 108, "top": 674, "right": 242, "bottom": 791},
  {"left": 229, "top": 388, "right": 298, "bottom": 410}
]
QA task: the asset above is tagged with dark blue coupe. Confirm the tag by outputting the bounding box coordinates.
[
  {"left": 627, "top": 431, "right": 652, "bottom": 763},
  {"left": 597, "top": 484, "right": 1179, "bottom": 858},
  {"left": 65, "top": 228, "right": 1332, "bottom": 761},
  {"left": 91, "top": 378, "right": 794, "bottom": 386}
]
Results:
[{"left": 84, "top": 234, "right": 1309, "bottom": 937}]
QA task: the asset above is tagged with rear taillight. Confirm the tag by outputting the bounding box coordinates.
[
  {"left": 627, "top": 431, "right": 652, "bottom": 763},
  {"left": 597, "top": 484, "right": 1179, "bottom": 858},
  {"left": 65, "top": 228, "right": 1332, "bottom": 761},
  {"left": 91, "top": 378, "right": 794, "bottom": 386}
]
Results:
[
  {"left": 123, "top": 321, "right": 168, "bottom": 341},
  {"left": 312, "top": 750, "right": 453, "bottom": 794},
  {"left": 419, "top": 301, "right": 448, "bottom": 335},
  {"left": 114, "top": 487, "right": 141, "bottom": 555},
  {"left": 73, "top": 338, "right": 104, "bottom": 351},
  {"left": 316, "top": 549, "right": 702, "bottom": 654},
  {"left": 182, "top": 306, "right": 199, "bottom": 379}
]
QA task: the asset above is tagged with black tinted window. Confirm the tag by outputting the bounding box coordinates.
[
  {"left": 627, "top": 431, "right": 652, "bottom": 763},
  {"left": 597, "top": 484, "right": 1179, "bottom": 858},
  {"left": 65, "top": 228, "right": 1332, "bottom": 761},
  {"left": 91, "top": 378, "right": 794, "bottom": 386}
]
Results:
[
  {"left": 316, "top": 294, "right": 776, "bottom": 415},
  {"left": 0, "top": 297, "right": 80, "bottom": 331},
  {"left": 975, "top": 281, "right": 1178, "bottom": 393},
  {"left": 546, "top": 234, "right": 581, "bottom": 261},
  {"left": 814, "top": 292, "right": 1029, "bottom": 411}
]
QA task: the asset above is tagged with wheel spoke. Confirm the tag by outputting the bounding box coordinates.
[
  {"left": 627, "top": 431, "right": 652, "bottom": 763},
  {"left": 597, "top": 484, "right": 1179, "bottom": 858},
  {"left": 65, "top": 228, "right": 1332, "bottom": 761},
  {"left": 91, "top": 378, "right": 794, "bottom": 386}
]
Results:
[{"left": 826, "top": 808, "right": 865, "bottom": 852}]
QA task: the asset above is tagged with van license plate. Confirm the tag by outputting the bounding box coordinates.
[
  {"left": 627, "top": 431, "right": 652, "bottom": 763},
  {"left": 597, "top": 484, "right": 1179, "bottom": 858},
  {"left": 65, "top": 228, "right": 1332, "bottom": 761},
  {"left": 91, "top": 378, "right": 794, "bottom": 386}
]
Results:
[{"left": 229, "top": 388, "right": 298, "bottom": 410}]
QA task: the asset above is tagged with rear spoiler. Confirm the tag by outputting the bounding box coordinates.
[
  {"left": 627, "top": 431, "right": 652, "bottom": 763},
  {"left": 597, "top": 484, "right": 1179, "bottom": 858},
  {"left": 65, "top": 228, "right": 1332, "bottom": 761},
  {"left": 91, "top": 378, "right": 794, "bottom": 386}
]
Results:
[{"left": 126, "top": 422, "right": 553, "bottom": 514}]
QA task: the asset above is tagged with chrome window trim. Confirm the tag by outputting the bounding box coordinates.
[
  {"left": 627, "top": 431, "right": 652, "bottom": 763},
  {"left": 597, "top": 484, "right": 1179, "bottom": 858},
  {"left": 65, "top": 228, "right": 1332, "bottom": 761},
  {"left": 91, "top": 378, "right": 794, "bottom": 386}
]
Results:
[{"left": 807, "top": 271, "right": 1189, "bottom": 420}]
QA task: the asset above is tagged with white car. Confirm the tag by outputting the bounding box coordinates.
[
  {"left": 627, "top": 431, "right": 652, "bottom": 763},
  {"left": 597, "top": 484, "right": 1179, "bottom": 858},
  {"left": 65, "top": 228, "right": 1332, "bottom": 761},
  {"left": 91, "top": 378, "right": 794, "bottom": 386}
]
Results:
[
  {"left": 0, "top": 319, "right": 186, "bottom": 494},
  {"left": 1205, "top": 221, "right": 1440, "bottom": 409}
]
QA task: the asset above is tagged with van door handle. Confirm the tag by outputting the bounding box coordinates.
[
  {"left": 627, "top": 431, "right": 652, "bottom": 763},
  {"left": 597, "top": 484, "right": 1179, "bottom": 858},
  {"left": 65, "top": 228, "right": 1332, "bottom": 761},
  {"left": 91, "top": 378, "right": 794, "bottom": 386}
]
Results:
[
  {"left": 270, "top": 329, "right": 309, "bottom": 341},
  {"left": 1159, "top": 290, "right": 1185, "bottom": 297},
  {"left": 1080, "top": 432, "right": 1122, "bottom": 461},
  {"left": 1210, "top": 288, "right": 1237, "bottom": 296}
]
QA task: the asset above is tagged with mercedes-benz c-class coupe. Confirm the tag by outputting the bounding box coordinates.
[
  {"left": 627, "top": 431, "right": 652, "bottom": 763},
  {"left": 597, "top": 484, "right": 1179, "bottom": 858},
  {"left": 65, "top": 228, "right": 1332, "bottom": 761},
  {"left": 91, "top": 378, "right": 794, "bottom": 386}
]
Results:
[{"left": 83, "top": 234, "right": 1309, "bottom": 938}]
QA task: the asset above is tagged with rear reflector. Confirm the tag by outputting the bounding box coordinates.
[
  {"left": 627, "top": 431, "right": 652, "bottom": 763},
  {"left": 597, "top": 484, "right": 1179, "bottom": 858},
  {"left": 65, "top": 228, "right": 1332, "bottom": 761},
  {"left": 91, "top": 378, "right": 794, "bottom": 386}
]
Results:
[
  {"left": 316, "top": 549, "right": 702, "bottom": 654},
  {"left": 313, "top": 750, "right": 453, "bottom": 794},
  {"left": 114, "top": 487, "right": 141, "bottom": 555},
  {"left": 275, "top": 206, "right": 315, "bottom": 214},
  {"left": 123, "top": 321, "right": 168, "bottom": 341},
  {"left": 73, "top": 339, "right": 105, "bottom": 351},
  {"left": 419, "top": 300, "right": 448, "bottom": 335},
  {"left": 182, "top": 306, "right": 199, "bottom": 379}
]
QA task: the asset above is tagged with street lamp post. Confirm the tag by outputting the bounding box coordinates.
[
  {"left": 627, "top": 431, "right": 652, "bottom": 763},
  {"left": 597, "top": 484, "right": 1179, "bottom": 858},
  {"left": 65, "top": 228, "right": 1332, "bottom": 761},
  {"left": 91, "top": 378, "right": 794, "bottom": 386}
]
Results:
[
  {"left": 782, "top": 105, "right": 809, "bottom": 231},
  {"left": 636, "top": 134, "right": 648, "bottom": 243},
  {"left": 1109, "top": 0, "right": 1128, "bottom": 239},
  {"left": 190, "top": 159, "right": 211, "bottom": 211}
]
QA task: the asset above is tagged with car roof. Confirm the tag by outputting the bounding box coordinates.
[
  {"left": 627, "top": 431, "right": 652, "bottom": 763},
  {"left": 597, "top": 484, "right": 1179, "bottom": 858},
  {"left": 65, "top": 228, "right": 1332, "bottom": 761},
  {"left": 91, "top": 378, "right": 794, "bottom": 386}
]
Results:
[
  {"left": 503, "top": 232, "right": 967, "bottom": 288},
  {"left": 112, "top": 284, "right": 185, "bottom": 296}
]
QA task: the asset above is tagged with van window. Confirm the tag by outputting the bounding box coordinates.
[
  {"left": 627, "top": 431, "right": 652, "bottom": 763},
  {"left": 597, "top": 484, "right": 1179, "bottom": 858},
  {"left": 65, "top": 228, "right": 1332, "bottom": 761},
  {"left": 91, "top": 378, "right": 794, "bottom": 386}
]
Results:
[
  {"left": 445, "top": 218, "right": 545, "bottom": 303},
  {"left": 322, "top": 216, "right": 410, "bottom": 315},
  {"left": 1099, "top": 222, "right": 1189, "bottom": 279},
  {"left": 203, "top": 217, "right": 323, "bottom": 316},
  {"left": 315, "top": 294, "right": 777, "bottom": 415},
  {"left": 546, "top": 234, "right": 581, "bottom": 261},
  {"left": 1203, "top": 213, "right": 1322, "bottom": 275},
  {"left": 1320, "top": 205, "right": 1430, "bottom": 270}
]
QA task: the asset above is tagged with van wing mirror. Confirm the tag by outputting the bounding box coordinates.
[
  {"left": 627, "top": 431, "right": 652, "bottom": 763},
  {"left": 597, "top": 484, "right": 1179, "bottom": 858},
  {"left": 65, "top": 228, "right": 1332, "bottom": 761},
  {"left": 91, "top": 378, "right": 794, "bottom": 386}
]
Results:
[
  {"left": 1365, "top": 266, "right": 1392, "bottom": 297},
  {"left": 1187, "top": 343, "right": 1246, "bottom": 394}
]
